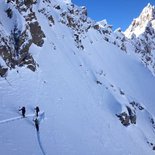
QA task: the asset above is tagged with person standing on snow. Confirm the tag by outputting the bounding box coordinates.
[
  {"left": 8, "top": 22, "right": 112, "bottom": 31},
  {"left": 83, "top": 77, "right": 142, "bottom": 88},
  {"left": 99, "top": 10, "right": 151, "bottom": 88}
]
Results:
[
  {"left": 33, "top": 118, "right": 39, "bottom": 131},
  {"left": 19, "top": 106, "right": 26, "bottom": 118},
  {"left": 35, "top": 106, "right": 40, "bottom": 117}
]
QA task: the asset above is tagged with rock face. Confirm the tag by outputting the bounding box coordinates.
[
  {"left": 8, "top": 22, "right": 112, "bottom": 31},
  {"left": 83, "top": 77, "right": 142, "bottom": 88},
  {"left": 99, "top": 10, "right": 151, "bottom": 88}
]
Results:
[
  {"left": 0, "top": 0, "right": 93, "bottom": 72},
  {"left": 0, "top": 67, "right": 8, "bottom": 77},
  {"left": 125, "top": 3, "right": 155, "bottom": 38},
  {"left": 60, "top": 4, "right": 92, "bottom": 50},
  {"left": 116, "top": 106, "right": 136, "bottom": 126},
  {"left": 121, "top": 4, "right": 155, "bottom": 76},
  {"left": 0, "top": 0, "right": 45, "bottom": 72}
]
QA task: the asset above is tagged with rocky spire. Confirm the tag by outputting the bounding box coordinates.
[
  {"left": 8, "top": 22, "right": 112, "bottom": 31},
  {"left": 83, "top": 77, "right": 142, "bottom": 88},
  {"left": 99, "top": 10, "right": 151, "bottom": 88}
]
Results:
[{"left": 124, "top": 3, "right": 155, "bottom": 38}]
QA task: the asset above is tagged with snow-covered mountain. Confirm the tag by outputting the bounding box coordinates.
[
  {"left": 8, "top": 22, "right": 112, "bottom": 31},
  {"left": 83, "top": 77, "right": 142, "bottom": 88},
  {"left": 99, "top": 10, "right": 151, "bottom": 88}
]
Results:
[
  {"left": 124, "top": 3, "right": 155, "bottom": 76},
  {"left": 0, "top": 0, "right": 155, "bottom": 155},
  {"left": 125, "top": 3, "right": 155, "bottom": 38}
]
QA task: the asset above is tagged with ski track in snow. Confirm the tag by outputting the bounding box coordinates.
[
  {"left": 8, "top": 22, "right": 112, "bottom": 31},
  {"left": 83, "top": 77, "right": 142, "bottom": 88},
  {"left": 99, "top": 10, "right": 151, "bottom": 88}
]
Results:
[
  {"left": 0, "top": 112, "right": 44, "bottom": 124},
  {"left": 0, "top": 116, "right": 23, "bottom": 124},
  {"left": 0, "top": 114, "right": 35, "bottom": 124},
  {"left": 35, "top": 112, "right": 46, "bottom": 155},
  {"left": 37, "top": 131, "right": 46, "bottom": 155}
]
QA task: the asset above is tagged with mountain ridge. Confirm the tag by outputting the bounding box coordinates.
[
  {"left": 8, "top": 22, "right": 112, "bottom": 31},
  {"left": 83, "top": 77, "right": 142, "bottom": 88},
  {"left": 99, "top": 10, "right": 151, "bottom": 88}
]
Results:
[
  {"left": 125, "top": 3, "right": 155, "bottom": 38},
  {"left": 0, "top": 1, "right": 155, "bottom": 154}
]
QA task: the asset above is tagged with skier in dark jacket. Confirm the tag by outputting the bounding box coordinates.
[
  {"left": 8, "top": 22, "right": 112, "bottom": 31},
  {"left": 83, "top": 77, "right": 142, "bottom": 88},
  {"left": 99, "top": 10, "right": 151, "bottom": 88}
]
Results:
[
  {"left": 35, "top": 106, "right": 40, "bottom": 117},
  {"left": 34, "top": 118, "right": 39, "bottom": 131},
  {"left": 19, "top": 106, "right": 26, "bottom": 118}
]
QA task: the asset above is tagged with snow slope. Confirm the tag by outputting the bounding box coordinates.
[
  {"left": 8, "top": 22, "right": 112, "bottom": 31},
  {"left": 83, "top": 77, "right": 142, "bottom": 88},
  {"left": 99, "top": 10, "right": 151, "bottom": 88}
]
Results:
[{"left": 0, "top": 0, "right": 155, "bottom": 155}]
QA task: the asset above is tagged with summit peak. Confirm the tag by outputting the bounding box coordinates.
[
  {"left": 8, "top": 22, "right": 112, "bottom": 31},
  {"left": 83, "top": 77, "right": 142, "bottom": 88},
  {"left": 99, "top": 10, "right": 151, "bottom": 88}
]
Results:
[
  {"left": 141, "top": 3, "right": 155, "bottom": 19},
  {"left": 124, "top": 3, "right": 155, "bottom": 38}
]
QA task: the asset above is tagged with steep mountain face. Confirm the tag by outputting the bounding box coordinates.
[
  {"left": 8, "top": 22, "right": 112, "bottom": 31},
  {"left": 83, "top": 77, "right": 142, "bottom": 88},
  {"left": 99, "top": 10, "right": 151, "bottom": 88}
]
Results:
[
  {"left": 124, "top": 3, "right": 155, "bottom": 75},
  {"left": 125, "top": 3, "right": 155, "bottom": 37},
  {"left": 0, "top": 0, "right": 155, "bottom": 155}
]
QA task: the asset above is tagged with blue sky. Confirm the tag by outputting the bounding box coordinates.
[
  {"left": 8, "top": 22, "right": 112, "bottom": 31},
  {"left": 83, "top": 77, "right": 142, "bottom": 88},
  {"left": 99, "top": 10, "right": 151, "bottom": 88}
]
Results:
[{"left": 72, "top": 0, "right": 155, "bottom": 31}]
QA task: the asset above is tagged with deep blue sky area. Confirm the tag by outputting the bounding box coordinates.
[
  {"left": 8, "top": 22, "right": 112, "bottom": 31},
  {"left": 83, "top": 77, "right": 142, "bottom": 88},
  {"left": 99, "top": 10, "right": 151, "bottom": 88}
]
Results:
[{"left": 72, "top": 0, "right": 155, "bottom": 31}]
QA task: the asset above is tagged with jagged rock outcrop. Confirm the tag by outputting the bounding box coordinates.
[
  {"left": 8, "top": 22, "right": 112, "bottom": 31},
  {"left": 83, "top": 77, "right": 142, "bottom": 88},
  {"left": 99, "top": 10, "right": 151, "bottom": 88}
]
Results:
[
  {"left": 93, "top": 20, "right": 130, "bottom": 53},
  {"left": 125, "top": 3, "right": 155, "bottom": 38},
  {"left": 116, "top": 106, "right": 136, "bottom": 126},
  {"left": 59, "top": 3, "right": 97, "bottom": 50},
  {"left": 0, "top": 66, "right": 8, "bottom": 77},
  {"left": 123, "top": 3, "right": 155, "bottom": 76},
  {"left": 0, "top": 0, "right": 45, "bottom": 73}
]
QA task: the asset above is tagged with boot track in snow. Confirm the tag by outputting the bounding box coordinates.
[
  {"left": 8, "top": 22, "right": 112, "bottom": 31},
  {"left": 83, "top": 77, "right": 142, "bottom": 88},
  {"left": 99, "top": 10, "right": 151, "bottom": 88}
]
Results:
[
  {"left": 35, "top": 112, "right": 46, "bottom": 155},
  {"left": 36, "top": 131, "right": 46, "bottom": 155}
]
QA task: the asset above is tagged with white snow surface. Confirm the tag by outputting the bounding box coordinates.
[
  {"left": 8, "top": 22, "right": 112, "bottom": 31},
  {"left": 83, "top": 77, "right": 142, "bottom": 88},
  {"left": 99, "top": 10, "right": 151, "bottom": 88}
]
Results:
[{"left": 0, "top": 1, "right": 155, "bottom": 155}]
